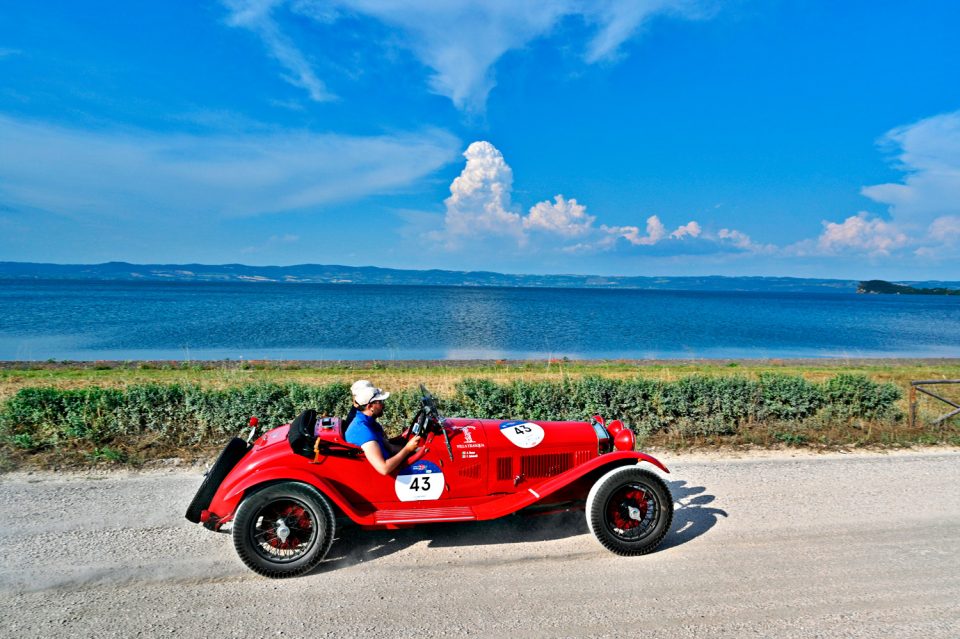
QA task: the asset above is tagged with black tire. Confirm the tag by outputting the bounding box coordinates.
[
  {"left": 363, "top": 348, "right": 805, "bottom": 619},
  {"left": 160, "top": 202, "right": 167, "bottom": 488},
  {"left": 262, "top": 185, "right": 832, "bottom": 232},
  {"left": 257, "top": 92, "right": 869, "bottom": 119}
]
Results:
[
  {"left": 232, "top": 482, "right": 336, "bottom": 579},
  {"left": 185, "top": 437, "right": 249, "bottom": 523},
  {"left": 586, "top": 466, "right": 673, "bottom": 556}
]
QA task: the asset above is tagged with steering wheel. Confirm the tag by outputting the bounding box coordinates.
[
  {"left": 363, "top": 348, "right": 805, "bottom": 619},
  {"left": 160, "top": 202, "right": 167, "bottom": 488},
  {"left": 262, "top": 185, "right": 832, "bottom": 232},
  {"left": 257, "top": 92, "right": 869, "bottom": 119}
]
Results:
[
  {"left": 401, "top": 407, "right": 430, "bottom": 462},
  {"left": 403, "top": 385, "right": 452, "bottom": 464}
]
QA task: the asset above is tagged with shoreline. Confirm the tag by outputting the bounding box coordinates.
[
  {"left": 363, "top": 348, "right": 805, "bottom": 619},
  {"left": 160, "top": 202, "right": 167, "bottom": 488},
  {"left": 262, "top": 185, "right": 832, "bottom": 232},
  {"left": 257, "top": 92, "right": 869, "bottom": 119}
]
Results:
[{"left": 4, "top": 356, "right": 960, "bottom": 369}]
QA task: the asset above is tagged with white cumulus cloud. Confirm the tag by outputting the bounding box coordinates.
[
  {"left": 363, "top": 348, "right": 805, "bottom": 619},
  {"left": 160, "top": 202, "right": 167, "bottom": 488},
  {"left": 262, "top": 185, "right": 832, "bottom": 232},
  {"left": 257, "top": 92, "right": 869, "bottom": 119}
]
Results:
[
  {"left": 602, "top": 215, "right": 666, "bottom": 246},
  {"left": 524, "top": 195, "right": 595, "bottom": 237},
  {"left": 815, "top": 212, "right": 908, "bottom": 256},
  {"left": 716, "top": 228, "right": 775, "bottom": 253},
  {"left": 928, "top": 215, "right": 960, "bottom": 244},
  {"left": 600, "top": 215, "right": 705, "bottom": 247},
  {"left": 435, "top": 140, "right": 753, "bottom": 257},
  {"left": 440, "top": 140, "right": 524, "bottom": 244},
  {"left": 671, "top": 220, "right": 701, "bottom": 240}
]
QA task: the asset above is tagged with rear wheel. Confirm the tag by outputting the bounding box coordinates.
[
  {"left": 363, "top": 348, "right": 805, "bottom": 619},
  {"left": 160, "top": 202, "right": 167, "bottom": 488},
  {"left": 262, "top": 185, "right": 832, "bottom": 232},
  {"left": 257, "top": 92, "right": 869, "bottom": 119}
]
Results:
[
  {"left": 232, "top": 482, "right": 336, "bottom": 578},
  {"left": 586, "top": 466, "right": 672, "bottom": 556}
]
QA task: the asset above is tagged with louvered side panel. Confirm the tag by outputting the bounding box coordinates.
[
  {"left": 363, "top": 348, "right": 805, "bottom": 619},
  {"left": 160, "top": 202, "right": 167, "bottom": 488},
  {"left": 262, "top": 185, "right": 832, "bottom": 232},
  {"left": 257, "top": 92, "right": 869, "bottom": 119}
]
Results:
[
  {"left": 458, "top": 462, "right": 481, "bottom": 479},
  {"left": 496, "top": 457, "right": 513, "bottom": 481},
  {"left": 520, "top": 452, "right": 574, "bottom": 478},
  {"left": 574, "top": 449, "right": 593, "bottom": 466}
]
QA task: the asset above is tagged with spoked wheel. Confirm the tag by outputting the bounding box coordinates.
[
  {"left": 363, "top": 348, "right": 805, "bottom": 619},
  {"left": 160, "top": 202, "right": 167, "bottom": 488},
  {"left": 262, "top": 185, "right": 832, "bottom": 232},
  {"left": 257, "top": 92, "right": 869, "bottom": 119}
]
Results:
[
  {"left": 586, "top": 466, "right": 673, "bottom": 556},
  {"left": 232, "top": 482, "right": 335, "bottom": 578}
]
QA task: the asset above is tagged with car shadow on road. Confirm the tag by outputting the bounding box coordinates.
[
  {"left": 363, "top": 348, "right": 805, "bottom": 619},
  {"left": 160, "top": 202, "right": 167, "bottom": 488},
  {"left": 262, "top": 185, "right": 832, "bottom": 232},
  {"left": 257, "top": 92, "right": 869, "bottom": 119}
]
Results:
[
  {"left": 316, "top": 480, "right": 726, "bottom": 573},
  {"left": 319, "top": 510, "right": 590, "bottom": 572},
  {"left": 659, "top": 479, "right": 728, "bottom": 551}
]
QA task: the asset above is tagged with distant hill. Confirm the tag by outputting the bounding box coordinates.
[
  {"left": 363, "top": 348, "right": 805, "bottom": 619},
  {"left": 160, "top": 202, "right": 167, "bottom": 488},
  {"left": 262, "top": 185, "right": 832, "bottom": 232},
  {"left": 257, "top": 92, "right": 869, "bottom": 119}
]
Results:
[
  {"left": 857, "top": 280, "right": 960, "bottom": 296},
  {"left": 2, "top": 261, "right": 959, "bottom": 294}
]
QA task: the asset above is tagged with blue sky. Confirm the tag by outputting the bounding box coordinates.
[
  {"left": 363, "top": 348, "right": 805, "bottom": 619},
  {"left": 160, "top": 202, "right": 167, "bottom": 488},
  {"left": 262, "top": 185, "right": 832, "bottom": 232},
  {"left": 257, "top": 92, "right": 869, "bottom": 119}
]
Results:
[{"left": 1, "top": 0, "right": 958, "bottom": 279}]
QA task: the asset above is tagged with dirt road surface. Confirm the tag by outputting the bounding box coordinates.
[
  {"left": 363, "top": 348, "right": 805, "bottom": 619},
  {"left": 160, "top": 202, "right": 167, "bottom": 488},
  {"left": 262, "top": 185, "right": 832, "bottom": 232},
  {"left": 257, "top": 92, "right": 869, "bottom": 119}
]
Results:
[{"left": 2, "top": 450, "right": 959, "bottom": 638}]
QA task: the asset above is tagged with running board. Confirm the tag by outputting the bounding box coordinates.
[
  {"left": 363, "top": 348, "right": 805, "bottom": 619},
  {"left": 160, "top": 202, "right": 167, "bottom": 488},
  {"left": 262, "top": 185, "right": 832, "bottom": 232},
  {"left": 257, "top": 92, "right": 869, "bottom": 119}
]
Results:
[{"left": 374, "top": 506, "right": 476, "bottom": 525}]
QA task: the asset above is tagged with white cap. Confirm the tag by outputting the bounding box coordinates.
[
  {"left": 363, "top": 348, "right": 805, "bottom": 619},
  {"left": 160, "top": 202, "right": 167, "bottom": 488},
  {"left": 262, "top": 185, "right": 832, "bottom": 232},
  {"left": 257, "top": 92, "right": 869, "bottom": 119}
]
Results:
[
  {"left": 352, "top": 382, "right": 390, "bottom": 406},
  {"left": 350, "top": 379, "right": 373, "bottom": 395}
]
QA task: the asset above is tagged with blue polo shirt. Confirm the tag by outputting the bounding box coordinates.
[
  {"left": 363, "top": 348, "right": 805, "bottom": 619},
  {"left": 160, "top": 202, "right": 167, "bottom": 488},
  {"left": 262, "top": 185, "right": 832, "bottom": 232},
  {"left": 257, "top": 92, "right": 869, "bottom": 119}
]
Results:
[{"left": 344, "top": 412, "right": 391, "bottom": 459}]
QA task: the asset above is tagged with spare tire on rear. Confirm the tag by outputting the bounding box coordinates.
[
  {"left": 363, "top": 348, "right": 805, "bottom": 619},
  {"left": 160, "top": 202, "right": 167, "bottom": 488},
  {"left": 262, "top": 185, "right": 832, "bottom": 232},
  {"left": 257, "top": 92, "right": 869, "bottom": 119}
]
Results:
[{"left": 185, "top": 437, "right": 249, "bottom": 523}]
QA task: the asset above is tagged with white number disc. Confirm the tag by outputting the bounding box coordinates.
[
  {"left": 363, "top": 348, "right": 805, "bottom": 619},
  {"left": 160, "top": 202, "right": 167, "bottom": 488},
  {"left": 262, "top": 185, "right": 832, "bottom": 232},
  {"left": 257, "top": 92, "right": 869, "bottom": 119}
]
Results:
[
  {"left": 499, "top": 421, "right": 545, "bottom": 448},
  {"left": 395, "top": 460, "right": 445, "bottom": 502}
]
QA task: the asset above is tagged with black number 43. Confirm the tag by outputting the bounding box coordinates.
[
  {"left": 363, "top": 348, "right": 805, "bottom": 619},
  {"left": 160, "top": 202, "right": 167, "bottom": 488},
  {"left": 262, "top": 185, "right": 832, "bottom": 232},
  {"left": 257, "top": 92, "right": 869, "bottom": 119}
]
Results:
[
  {"left": 410, "top": 476, "right": 432, "bottom": 491},
  {"left": 514, "top": 425, "right": 532, "bottom": 434}
]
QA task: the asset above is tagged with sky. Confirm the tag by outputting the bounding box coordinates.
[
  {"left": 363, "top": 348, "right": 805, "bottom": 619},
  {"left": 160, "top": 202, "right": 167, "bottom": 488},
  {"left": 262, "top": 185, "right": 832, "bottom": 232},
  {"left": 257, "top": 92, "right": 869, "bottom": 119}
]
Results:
[{"left": 1, "top": 0, "right": 959, "bottom": 279}]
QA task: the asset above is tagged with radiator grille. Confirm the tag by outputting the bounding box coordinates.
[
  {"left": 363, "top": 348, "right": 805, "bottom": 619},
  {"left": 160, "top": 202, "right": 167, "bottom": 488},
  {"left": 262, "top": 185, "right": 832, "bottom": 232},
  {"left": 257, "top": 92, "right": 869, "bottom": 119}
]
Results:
[
  {"left": 520, "top": 452, "right": 573, "bottom": 478},
  {"left": 496, "top": 457, "right": 513, "bottom": 481}
]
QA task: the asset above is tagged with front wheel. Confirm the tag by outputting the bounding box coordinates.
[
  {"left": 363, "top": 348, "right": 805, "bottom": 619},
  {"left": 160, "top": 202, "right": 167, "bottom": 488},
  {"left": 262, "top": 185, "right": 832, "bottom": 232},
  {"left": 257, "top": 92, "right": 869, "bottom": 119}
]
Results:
[
  {"left": 586, "top": 466, "right": 673, "bottom": 556},
  {"left": 232, "top": 482, "right": 336, "bottom": 578}
]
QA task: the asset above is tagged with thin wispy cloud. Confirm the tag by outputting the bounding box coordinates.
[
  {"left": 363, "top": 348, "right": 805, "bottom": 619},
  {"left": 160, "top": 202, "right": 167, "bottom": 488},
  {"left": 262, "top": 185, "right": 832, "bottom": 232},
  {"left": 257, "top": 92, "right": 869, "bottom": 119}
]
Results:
[
  {"left": 856, "top": 109, "right": 960, "bottom": 259},
  {"left": 224, "top": 0, "right": 335, "bottom": 102},
  {"left": 223, "top": 0, "right": 716, "bottom": 111},
  {"left": 0, "top": 115, "right": 460, "bottom": 219},
  {"left": 787, "top": 109, "right": 960, "bottom": 260},
  {"left": 582, "top": 0, "right": 714, "bottom": 63},
  {"left": 861, "top": 110, "right": 960, "bottom": 229}
]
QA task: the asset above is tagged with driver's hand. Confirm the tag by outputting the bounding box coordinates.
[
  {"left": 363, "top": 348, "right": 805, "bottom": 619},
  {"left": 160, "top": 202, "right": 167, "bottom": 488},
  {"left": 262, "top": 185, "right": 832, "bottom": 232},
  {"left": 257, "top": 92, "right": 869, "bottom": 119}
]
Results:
[{"left": 403, "top": 435, "right": 421, "bottom": 453}]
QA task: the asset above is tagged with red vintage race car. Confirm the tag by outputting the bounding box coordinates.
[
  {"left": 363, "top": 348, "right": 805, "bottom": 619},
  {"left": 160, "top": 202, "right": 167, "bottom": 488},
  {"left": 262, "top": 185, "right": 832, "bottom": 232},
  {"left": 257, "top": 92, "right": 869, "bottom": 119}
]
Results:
[{"left": 185, "top": 386, "right": 674, "bottom": 578}]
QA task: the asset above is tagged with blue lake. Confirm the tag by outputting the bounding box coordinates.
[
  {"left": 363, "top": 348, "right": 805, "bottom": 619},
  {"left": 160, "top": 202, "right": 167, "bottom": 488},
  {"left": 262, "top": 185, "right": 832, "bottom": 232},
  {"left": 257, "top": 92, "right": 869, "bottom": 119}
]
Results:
[{"left": 2, "top": 279, "right": 960, "bottom": 360}]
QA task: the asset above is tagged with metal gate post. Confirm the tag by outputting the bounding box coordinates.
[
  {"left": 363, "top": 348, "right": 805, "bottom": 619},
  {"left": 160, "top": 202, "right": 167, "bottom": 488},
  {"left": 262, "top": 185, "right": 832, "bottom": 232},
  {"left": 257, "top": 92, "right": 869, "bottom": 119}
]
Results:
[{"left": 909, "top": 384, "right": 916, "bottom": 428}]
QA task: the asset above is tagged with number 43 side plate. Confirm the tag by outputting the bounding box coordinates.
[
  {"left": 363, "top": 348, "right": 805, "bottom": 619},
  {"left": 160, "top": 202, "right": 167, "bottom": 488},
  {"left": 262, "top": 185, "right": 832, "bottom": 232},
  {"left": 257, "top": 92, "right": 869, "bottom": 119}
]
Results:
[{"left": 395, "top": 460, "right": 445, "bottom": 502}]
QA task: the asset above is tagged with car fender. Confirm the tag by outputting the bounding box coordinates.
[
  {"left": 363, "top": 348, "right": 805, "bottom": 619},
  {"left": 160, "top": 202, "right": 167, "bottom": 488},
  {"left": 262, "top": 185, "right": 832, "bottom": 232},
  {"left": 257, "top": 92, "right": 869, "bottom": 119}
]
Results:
[
  {"left": 532, "top": 451, "right": 669, "bottom": 499},
  {"left": 472, "top": 451, "right": 668, "bottom": 520}
]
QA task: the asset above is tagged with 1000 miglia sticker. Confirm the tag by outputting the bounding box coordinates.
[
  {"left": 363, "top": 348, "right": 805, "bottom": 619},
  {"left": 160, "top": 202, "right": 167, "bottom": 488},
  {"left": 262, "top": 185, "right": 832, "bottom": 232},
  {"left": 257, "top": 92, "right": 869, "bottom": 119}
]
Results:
[
  {"left": 395, "top": 460, "right": 444, "bottom": 502},
  {"left": 499, "top": 421, "right": 545, "bottom": 448}
]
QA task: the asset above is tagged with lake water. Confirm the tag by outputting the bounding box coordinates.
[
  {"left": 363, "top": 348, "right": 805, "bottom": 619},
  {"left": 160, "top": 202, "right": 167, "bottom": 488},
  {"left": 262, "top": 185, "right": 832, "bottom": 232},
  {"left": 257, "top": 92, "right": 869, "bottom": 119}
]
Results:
[{"left": 2, "top": 279, "right": 960, "bottom": 360}]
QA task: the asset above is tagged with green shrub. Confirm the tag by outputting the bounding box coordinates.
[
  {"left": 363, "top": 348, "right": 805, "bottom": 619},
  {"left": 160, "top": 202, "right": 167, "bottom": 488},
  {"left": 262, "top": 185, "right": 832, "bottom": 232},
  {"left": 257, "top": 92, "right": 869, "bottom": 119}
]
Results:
[
  {"left": 10, "top": 433, "right": 39, "bottom": 450},
  {"left": 656, "top": 375, "right": 756, "bottom": 435},
  {"left": 821, "top": 374, "right": 902, "bottom": 421},
  {"left": 454, "top": 378, "right": 515, "bottom": 420},
  {"left": 758, "top": 373, "right": 823, "bottom": 420}
]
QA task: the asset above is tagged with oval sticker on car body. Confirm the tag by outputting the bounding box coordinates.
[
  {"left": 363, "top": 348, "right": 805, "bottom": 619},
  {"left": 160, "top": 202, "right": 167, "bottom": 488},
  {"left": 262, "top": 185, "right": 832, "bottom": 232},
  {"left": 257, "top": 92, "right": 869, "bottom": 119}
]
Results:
[
  {"left": 499, "top": 421, "right": 545, "bottom": 448},
  {"left": 395, "top": 460, "right": 445, "bottom": 502}
]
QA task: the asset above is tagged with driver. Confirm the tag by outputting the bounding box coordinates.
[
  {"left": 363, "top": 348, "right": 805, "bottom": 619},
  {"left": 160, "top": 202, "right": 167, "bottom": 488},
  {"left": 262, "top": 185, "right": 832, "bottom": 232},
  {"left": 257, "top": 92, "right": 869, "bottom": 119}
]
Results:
[
  {"left": 344, "top": 382, "right": 420, "bottom": 475},
  {"left": 344, "top": 379, "right": 372, "bottom": 429}
]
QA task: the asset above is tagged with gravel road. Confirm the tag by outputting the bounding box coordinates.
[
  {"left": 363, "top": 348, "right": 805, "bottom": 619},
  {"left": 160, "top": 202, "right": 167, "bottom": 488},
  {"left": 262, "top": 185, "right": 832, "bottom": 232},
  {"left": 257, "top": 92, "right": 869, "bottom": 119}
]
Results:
[{"left": 2, "top": 449, "right": 959, "bottom": 638}]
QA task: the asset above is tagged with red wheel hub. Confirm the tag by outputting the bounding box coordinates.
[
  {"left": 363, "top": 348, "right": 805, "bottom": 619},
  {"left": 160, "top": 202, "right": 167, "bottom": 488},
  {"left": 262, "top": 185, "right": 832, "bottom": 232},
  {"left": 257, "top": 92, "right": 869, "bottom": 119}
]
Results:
[
  {"left": 608, "top": 487, "right": 649, "bottom": 531},
  {"left": 263, "top": 504, "right": 313, "bottom": 549}
]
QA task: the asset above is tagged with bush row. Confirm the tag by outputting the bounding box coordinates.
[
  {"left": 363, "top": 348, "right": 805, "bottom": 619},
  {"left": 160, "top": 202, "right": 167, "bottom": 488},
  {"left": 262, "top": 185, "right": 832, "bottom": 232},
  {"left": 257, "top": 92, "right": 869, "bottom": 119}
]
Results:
[
  {"left": 454, "top": 373, "right": 901, "bottom": 436},
  {"left": 0, "top": 374, "right": 901, "bottom": 450}
]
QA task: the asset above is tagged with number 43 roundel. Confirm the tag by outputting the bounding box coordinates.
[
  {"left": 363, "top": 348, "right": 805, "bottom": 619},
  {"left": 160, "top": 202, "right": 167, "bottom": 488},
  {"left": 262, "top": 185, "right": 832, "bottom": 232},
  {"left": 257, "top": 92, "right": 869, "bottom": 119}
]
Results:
[
  {"left": 499, "top": 421, "right": 545, "bottom": 448},
  {"left": 395, "top": 460, "right": 445, "bottom": 502}
]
